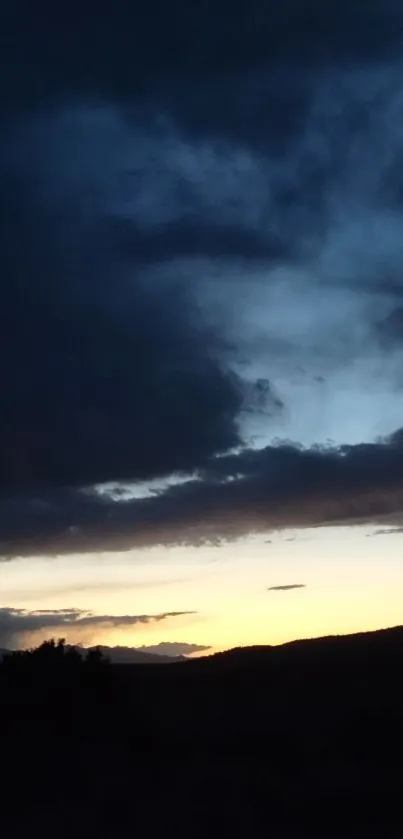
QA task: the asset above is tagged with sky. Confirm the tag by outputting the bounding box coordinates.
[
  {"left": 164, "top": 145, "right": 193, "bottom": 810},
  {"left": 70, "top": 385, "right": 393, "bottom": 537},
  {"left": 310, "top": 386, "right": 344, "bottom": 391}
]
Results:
[{"left": 1, "top": 1, "right": 403, "bottom": 653}]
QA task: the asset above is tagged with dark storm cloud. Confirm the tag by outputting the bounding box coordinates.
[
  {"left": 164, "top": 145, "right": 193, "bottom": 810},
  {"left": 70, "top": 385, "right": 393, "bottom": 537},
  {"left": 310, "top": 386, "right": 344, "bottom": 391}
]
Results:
[
  {"left": 2, "top": 429, "right": 403, "bottom": 557},
  {"left": 2, "top": 0, "right": 403, "bottom": 556},
  {"left": 2, "top": 1, "right": 402, "bottom": 111},
  {"left": 0, "top": 144, "right": 243, "bottom": 491},
  {"left": 106, "top": 216, "right": 287, "bottom": 265},
  {"left": 267, "top": 585, "right": 306, "bottom": 591},
  {"left": 0, "top": 607, "right": 195, "bottom": 649}
]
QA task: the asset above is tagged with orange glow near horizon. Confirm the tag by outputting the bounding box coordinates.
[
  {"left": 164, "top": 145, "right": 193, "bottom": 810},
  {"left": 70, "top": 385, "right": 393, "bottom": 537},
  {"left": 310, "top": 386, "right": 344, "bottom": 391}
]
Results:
[{"left": 0, "top": 525, "right": 402, "bottom": 652}]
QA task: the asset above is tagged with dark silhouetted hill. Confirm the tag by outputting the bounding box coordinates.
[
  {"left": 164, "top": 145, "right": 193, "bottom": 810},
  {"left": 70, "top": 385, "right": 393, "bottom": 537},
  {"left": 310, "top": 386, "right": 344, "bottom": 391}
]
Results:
[
  {"left": 1, "top": 627, "right": 402, "bottom": 837},
  {"left": 75, "top": 642, "right": 186, "bottom": 664}
]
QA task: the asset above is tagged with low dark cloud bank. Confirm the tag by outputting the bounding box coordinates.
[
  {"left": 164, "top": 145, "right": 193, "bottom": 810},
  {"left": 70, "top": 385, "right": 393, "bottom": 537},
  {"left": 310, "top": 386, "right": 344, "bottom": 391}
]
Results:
[
  {"left": 2, "top": 431, "right": 403, "bottom": 557},
  {"left": 0, "top": 607, "right": 195, "bottom": 649},
  {"left": 2, "top": 2, "right": 403, "bottom": 557},
  {"left": 136, "top": 642, "right": 210, "bottom": 657}
]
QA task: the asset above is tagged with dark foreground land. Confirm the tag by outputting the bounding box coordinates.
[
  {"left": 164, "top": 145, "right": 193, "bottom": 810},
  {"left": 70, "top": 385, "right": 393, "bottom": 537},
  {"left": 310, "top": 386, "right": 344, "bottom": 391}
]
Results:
[{"left": 1, "top": 626, "right": 403, "bottom": 838}]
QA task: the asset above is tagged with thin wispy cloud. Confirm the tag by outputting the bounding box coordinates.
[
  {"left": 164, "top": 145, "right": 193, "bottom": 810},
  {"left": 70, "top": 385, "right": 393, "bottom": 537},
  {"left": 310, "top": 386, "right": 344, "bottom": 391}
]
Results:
[
  {"left": 267, "top": 584, "right": 306, "bottom": 592},
  {"left": 366, "top": 527, "right": 403, "bottom": 537}
]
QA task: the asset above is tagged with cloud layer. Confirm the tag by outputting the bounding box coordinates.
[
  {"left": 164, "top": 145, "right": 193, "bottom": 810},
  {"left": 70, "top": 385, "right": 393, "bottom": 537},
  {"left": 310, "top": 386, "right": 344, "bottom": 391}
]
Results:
[{"left": 0, "top": 607, "right": 195, "bottom": 649}]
